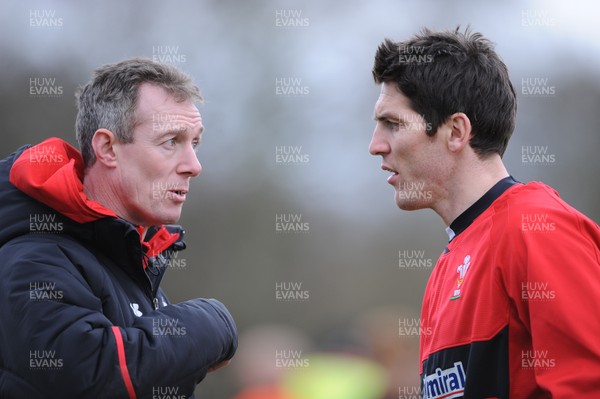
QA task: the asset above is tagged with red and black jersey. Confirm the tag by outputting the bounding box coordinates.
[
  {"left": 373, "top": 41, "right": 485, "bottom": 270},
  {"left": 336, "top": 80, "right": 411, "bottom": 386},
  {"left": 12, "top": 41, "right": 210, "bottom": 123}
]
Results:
[{"left": 419, "top": 177, "right": 600, "bottom": 398}]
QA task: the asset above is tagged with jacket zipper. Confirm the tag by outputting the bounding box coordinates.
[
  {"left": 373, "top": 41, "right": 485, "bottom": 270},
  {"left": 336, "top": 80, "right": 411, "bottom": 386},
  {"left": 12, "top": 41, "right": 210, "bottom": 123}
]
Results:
[{"left": 145, "top": 256, "right": 166, "bottom": 310}]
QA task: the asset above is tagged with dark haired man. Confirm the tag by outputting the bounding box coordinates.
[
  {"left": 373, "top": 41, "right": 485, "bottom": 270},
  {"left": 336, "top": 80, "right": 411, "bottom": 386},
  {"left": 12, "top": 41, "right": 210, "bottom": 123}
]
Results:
[
  {"left": 0, "top": 58, "right": 237, "bottom": 398},
  {"left": 370, "top": 28, "right": 600, "bottom": 397}
]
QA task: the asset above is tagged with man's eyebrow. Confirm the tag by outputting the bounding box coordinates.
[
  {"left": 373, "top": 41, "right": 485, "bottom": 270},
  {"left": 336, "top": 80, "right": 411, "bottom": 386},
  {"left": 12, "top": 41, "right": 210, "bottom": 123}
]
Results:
[
  {"left": 156, "top": 127, "right": 204, "bottom": 141},
  {"left": 373, "top": 111, "right": 400, "bottom": 121},
  {"left": 155, "top": 126, "right": 188, "bottom": 137}
]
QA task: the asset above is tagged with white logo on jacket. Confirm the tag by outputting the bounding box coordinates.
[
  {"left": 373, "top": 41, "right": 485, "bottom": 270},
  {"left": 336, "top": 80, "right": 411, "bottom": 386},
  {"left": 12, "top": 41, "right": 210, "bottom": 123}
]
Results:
[{"left": 130, "top": 303, "right": 143, "bottom": 317}]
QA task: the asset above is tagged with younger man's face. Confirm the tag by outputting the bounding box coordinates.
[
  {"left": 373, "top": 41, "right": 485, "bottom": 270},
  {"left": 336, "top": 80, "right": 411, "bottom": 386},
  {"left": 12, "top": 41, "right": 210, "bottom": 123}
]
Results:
[{"left": 369, "top": 82, "right": 448, "bottom": 211}]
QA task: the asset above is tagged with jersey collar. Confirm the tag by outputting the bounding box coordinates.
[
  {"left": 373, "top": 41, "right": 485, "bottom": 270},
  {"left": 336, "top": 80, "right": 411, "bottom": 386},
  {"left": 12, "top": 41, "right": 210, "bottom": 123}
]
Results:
[{"left": 446, "top": 176, "right": 519, "bottom": 242}]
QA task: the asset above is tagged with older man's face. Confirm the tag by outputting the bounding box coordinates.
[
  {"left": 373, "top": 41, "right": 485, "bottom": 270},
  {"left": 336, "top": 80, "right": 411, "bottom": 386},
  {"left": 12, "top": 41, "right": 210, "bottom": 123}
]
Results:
[{"left": 112, "top": 83, "right": 203, "bottom": 228}]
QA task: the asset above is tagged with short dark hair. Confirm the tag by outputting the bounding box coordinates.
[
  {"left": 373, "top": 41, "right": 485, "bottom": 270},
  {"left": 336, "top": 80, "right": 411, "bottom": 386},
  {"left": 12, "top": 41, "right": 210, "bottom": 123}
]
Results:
[
  {"left": 75, "top": 57, "right": 202, "bottom": 168},
  {"left": 372, "top": 27, "right": 516, "bottom": 157}
]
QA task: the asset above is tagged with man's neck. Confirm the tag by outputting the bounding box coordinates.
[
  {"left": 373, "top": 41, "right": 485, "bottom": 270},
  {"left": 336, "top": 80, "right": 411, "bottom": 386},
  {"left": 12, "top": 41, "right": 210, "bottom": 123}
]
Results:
[
  {"left": 434, "top": 155, "right": 509, "bottom": 227},
  {"left": 83, "top": 166, "right": 147, "bottom": 237}
]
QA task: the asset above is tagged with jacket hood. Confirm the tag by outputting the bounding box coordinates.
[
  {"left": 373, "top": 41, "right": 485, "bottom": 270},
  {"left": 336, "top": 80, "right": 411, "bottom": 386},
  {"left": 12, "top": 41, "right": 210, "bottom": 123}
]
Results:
[
  {"left": 0, "top": 138, "right": 182, "bottom": 259},
  {"left": 9, "top": 137, "right": 117, "bottom": 223}
]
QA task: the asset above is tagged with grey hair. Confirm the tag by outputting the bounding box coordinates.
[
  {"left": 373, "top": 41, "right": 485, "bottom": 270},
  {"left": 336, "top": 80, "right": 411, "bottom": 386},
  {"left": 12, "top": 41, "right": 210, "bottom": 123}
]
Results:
[{"left": 75, "top": 57, "right": 202, "bottom": 168}]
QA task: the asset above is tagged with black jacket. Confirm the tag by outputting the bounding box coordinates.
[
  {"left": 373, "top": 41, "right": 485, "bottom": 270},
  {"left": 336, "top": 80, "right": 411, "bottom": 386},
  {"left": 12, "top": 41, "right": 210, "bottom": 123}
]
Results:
[{"left": 0, "top": 138, "right": 237, "bottom": 398}]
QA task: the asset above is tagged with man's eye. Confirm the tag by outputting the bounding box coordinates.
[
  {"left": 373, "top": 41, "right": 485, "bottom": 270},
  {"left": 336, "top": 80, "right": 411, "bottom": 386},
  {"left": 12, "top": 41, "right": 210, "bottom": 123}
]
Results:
[
  {"left": 165, "top": 138, "right": 177, "bottom": 146},
  {"left": 385, "top": 120, "right": 399, "bottom": 130}
]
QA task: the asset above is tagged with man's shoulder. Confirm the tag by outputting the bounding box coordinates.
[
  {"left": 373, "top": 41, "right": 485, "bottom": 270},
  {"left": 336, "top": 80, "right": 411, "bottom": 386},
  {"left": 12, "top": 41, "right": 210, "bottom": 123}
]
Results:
[
  {"left": 490, "top": 181, "right": 599, "bottom": 243},
  {"left": 0, "top": 232, "right": 97, "bottom": 268},
  {"left": 493, "top": 181, "right": 588, "bottom": 219}
]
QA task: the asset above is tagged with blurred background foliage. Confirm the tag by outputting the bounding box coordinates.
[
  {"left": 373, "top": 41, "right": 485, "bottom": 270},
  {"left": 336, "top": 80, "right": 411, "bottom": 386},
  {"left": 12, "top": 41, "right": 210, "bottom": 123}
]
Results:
[{"left": 1, "top": 0, "right": 598, "bottom": 397}]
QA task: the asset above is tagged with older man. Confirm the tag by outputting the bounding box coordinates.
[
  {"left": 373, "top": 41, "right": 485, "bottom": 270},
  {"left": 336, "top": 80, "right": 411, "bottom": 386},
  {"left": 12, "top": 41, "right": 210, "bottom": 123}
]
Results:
[
  {"left": 370, "top": 28, "right": 600, "bottom": 397},
  {"left": 0, "top": 58, "right": 237, "bottom": 398}
]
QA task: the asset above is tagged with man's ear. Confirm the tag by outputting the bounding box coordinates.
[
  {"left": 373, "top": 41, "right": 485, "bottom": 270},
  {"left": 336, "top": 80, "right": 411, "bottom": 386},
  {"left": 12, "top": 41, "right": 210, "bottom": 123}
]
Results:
[
  {"left": 91, "top": 129, "right": 118, "bottom": 167},
  {"left": 446, "top": 112, "right": 472, "bottom": 153}
]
